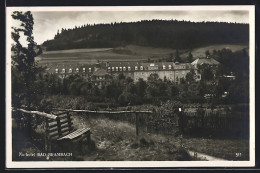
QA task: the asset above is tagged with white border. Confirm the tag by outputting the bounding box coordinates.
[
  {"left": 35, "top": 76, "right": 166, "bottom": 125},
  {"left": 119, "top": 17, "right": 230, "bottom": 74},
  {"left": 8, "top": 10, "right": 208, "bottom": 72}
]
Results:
[{"left": 6, "top": 5, "right": 255, "bottom": 168}]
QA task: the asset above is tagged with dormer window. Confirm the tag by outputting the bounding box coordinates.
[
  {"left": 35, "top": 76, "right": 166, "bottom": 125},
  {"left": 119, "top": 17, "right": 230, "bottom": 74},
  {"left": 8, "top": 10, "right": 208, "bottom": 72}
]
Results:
[
  {"left": 119, "top": 67, "right": 122, "bottom": 71},
  {"left": 83, "top": 68, "right": 86, "bottom": 72},
  {"left": 135, "top": 66, "right": 138, "bottom": 70},
  {"left": 163, "top": 65, "right": 166, "bottom": 70},
  {"left": 62, "top": 69, "right": 66, "bottom": 73},
  {"left": 108, "top": 67, "right": 111, "bottom": 72},
  {"left": 89, "top": 68, "right": 91, "bottom": 72},
  {"left": 55, "top": 69, "right": 59, "bottom": 73},
  {"left": 169, "top": 65, "right": 172, "bottom": 69},
  {"left": 112, "top": 67, "right": 114, "bottom": 71},
  {"left": 116, "top": 67, "right": 118, "bottom": 71},
  {"left": 140, "top": 66, "right": 143, "bottom": 70},
  {"left": 123, "top": 67, "right": 126, "bottom": 71},
  {"left": 76, "top": 68, "right": 79, "bottom": 73},
  {"left": 69, "top": 68, "right": 72, "bottom": 73},
  {"left": 128, "top": 66, "right": 131, "bottom": 71}
]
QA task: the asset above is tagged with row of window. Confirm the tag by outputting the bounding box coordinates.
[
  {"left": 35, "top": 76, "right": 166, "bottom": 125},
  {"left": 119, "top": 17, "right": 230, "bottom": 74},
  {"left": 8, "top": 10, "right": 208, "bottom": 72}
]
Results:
[
  {"left": 55, "top": 65, "right": 187, "bottom": 73},
  {"left": 137, "top": 71, "right": 186, "bottom": 75},
  {"left": 55, "top": 67, "right": 92, "bottom": 73},
  {"left": 108, "top": 66, "right": 138, "bottom": 72},
  {"left": 108, "top": 64, "right": 183, "bottom": 72}
]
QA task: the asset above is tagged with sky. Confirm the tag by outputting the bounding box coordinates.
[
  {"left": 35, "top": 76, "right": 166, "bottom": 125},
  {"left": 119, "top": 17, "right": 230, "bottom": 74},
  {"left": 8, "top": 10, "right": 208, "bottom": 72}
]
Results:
[{"left": 10, "top": 10, "right": 249, "bottom": 45}]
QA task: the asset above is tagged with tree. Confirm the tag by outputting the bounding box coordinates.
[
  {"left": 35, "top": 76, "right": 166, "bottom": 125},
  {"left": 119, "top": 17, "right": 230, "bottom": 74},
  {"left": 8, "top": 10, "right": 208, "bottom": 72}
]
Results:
[
  {"left": 185, "top": 69, "right": 196, "bottom": 84},
  {"left": 205, "top": 50, "right": 210, "bottom": 57},
  {"left": 186, "top": 52, "right": 193, "bottom": 63},
  {"left": 202, "top": 67, "right": 214, "bottom": 81},
  {"left": 148, "top": 73, "right": 159, "bottom": 81},
  {"left": 11, "top": 11, "right": 42, "bottom": 109},
  {"left": 174, "top": 49, "right": 182, "bottom": 63},
  {"left": 136, "top": 78, "right": 147, "bottom": 98},
  {"left": 168, "top": 53, "right": 174, "bottom": 62}
]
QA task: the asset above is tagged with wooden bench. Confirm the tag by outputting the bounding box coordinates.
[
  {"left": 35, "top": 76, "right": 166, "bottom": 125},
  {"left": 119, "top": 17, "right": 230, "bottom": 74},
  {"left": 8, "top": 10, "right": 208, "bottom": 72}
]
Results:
[{"left": 45, "top": 111, "right": 91, "bottom": 152}]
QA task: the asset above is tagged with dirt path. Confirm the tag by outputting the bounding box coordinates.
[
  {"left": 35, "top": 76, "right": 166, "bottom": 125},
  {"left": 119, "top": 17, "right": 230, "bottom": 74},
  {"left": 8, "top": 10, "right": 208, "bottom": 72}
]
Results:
[{"left": 187, "top": 150, "right": 227, "bottom": 161}]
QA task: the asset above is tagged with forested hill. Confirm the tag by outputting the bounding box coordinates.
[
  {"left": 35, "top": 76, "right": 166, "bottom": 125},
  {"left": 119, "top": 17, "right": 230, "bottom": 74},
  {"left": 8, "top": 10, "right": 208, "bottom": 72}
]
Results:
[{"left": 42, "top": 20, "right": 249, "bottom": 51}]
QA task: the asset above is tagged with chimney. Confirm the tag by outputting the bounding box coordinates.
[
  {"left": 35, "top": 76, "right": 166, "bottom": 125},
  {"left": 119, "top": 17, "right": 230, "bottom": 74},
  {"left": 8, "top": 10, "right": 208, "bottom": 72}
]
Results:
[{"left": 94, "top": 63, "right": 101, "bottom": 72}]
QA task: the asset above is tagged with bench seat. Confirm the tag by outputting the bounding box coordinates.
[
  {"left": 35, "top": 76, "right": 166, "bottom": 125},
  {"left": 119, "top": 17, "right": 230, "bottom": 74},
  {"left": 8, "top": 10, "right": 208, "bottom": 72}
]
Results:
[{"left": 57, "top": 128, "right": 91, "bottom": 141}]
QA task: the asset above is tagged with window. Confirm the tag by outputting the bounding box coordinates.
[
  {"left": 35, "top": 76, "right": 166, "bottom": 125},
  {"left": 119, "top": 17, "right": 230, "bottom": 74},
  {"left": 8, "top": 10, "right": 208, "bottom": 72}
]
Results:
[
  {"left": 62, "top": 69, "right": 66, "bottom": 73},
  {"left": 99, "top": 76, "right": 103, "bottom": 80},
  {"left": 116, "top": 67, "right": 118, "bottom": 71},
  {"left": 108, "top": 67, "right": 111, "bottom": 72},
  {"left": 112, "top": 67, "right": 114, "bottom": 71},
  {"left": 135, "top": 66, "right": 138, "bottom": 70},
  {"left": 83, "top": 68, "right": 86, "bottom": 72},
  {"left": 197, "top": 74, "right": 201, "bottom": 80},
  {"left": 140, "top": 66, "right": 143, "bottom": 70},
  {"left": 163, "top": 65, "right": 166, "bottom": 70},
  {"left": 69, "top": 68, "right": 72, "bottom": 73},
  {"left": 119, "top": 67, "right": 122, "bottom": 71},
  {"left": 123, "top": 66, "right": 126, "bottom": 71},
  {"left": 76, "top": 68, "right": 79, "bottom": 73},
  {"left": 89, "top": 68, "right": 91, "bottom": 72},
  {"left": 169, "top": 65, "right": 172, "bottom": 69},
  {"left": 176, "top": 71, "right": 178, "bottom": 74},
  {"left": 55, "top": 69, "right": 59, "bottom": 73},
  {"left": 182, "top": 71, "right": 185, "bottom": 75},
  {"left": 128, "top": 66, "right": 131, "bottom": 71}
]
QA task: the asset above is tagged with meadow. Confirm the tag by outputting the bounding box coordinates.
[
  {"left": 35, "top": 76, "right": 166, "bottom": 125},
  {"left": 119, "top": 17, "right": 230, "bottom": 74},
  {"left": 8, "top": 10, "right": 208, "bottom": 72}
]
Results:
[{"left": 37, "top": 44, "right": 248, "bottom": 66}]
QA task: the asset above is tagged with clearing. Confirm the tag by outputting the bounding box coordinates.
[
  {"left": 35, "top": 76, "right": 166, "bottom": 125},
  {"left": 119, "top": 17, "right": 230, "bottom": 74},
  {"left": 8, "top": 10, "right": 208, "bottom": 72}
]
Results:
[{"left": 37, "top": 44, "right": 248, "bottom": 65}]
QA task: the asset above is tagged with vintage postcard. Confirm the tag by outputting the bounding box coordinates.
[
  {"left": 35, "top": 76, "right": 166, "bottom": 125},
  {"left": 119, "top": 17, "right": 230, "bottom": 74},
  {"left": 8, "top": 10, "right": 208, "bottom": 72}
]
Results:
[{"left": 6, "top": 5, "right": 255, "bottom": 168}]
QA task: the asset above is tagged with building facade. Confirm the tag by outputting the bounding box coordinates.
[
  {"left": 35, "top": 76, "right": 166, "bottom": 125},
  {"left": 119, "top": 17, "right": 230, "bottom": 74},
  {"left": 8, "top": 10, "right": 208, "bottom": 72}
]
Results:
[{"left": 44, "top": 58, "right": 216, "bottom": 84}]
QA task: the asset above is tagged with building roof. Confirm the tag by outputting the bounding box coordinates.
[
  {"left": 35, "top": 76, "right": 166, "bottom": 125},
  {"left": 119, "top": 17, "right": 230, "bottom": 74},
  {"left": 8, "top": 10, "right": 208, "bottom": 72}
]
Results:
[
  {"left": 107, "top": 61, "right": 192, "bottom": 71},
  {"left": 191, "top": 57, "right": 220, "bottom": 66},
  {"left": 44, "top": 61, "right": 194, "bottom": 75},
  {"left": 92, "top": 68, "right": 109, "bottom": 76},
  {"left": 45, "top": 63, "right": 96, "bottom": 74}
]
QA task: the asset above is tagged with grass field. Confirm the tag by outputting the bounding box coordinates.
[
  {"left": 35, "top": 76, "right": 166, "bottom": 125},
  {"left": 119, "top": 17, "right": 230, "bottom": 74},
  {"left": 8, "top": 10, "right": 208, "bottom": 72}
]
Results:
[
  {"left": 37, "top": 44, "right": 248, "bottom": 66},
  {"left": 12, "top": 113, "right": 249, "bottom": 161},
  {"left": 71, "top": 115, "right": 192, "bottom": 161},
  {"left": 70, "top": 114, "right": 249, "bottom": 161},
  {"left": 180, "top": 44, "right": 249, "bottom": 58}
]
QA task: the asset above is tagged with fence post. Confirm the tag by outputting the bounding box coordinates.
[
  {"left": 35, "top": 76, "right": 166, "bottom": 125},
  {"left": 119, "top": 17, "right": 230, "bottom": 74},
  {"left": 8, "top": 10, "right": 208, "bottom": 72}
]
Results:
[
  {"left": 135, "top": 113, "right": 139, "bottom": 138},
  {"left": 67, "top": 112, "right": 73, "bottom": 132},
  {"left": 27, "top": 112, "right": 32, "bottom": 139},
  {"left": 178, "top": 108, "right": 184, "bottom": 134},
  {"left": 56, "top": 117, "right": 62, "bottom": 137},
  {"left": 45, "top": 118, "right": 49, "bottom": 153}
]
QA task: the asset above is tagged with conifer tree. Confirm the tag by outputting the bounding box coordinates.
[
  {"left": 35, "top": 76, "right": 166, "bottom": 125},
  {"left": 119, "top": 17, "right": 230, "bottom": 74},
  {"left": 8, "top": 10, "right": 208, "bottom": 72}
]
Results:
[{"left": 11, "top": 11, "right": 42, "bottom": 109}]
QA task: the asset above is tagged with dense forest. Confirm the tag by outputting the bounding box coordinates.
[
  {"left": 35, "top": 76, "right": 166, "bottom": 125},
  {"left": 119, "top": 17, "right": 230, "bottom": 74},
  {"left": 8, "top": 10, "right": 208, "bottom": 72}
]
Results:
[{"left": 42, "top": 20, "right": 249, "bottom": 51}]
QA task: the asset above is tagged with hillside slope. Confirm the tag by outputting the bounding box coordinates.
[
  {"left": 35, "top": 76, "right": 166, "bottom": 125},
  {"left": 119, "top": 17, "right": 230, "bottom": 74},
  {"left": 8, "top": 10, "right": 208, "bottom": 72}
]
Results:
[
  {"left": 42, "top": 20, "right": 249, "bottom": 51},
  {"left": 37, "top": 44, "right": 248, "bottom": 65}
]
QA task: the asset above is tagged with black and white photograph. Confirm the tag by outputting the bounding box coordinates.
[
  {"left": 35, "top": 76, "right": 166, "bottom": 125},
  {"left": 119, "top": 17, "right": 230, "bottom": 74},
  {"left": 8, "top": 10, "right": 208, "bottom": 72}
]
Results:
[{"left": 6, "top": 6, "right": 255, "bottom": 168}]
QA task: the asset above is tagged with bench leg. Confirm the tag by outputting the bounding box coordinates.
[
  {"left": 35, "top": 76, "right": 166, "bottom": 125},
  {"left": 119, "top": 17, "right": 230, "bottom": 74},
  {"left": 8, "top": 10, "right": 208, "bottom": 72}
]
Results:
[{"left": 87, "top": 133, "right": 91, "bottom": 144}]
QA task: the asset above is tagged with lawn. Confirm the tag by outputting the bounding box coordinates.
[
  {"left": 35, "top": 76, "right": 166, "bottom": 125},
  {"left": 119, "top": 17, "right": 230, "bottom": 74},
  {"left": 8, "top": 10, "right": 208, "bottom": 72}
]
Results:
[
  {"left": 180, "top": 44, "right": 248, "bottom": 58},
  {"left": 71, "top": 115, "right": 191, "bottom": 161},
  {"left": 12, "top": 112, "right": 249, "bottom": 161},
  {"left": 71, "top": 114, "right": 249, "bottom": 161},
  {"left": 37, "top": 44, "right": 248, "bottom": 66}
]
